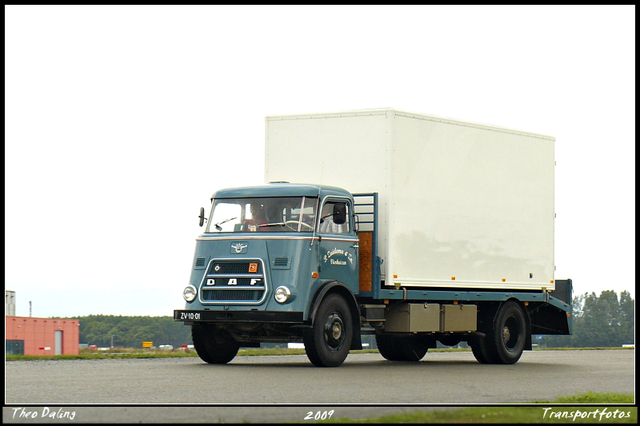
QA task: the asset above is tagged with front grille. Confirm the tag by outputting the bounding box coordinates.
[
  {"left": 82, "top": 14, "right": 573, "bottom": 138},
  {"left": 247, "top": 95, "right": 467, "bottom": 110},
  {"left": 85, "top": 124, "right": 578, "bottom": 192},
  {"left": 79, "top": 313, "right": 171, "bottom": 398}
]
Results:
[
  {"left": 200, "top": 259, "right": 267, "bottom": 304},
  {"left": 202, "top": 289, "right": 265, "bottom": 301}
]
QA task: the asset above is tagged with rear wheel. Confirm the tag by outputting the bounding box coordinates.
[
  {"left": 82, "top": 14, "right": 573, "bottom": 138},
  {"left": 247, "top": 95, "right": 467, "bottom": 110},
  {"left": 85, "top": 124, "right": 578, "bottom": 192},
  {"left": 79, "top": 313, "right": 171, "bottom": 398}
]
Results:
[
  {"left": 482, "top": 301, "right": 527, "bottom": 364},
  {"left": 304, "top": 293, "right": 353, "bottom": 367},
  {"left": 376, "top": 334, "right": 429, "bottom": 362},
  {"left": 470, "top": 333, "right": 497, "bottom": 364},
  {"left": 376, "top": 334, "right": 401, "bottom": 361},
  {"left": 191, "top": 325, "right": 239, "bottom": 364}
]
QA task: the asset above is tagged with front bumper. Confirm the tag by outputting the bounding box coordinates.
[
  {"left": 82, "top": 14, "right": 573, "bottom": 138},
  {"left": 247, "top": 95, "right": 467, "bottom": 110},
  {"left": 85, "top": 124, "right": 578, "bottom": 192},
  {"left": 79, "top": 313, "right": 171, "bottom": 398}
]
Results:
[{"left": 173, "top": 309, "right": 304, "bottom": 324}]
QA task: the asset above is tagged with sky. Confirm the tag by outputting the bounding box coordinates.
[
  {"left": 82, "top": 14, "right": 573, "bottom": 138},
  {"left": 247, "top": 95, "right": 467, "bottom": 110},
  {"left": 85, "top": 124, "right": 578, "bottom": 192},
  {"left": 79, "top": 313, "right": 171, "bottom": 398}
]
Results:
[{"left": 5, "top": 5, "right": 635, "bottom": 318}]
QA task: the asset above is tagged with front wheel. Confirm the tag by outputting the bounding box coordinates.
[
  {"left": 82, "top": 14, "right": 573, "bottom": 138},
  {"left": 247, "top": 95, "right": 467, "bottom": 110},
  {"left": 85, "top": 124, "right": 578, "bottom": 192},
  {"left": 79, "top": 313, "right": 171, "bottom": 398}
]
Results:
[
  {"left": 304, "top": 293, "right": 353, "bottom": 367},
  {"left": 192, "top": 325, "right": 239, "bottom": 364}
]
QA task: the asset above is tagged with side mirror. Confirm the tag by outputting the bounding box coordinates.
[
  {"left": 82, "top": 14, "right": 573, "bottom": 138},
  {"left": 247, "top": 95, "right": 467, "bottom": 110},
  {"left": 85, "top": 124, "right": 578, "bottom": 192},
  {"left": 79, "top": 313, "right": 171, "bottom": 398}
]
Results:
[
  {"left": 333, "top": 203, "right": 347, "bottom": 225},
  {"left": 199, "top": 207, "right": 206, "bottom": 227}
]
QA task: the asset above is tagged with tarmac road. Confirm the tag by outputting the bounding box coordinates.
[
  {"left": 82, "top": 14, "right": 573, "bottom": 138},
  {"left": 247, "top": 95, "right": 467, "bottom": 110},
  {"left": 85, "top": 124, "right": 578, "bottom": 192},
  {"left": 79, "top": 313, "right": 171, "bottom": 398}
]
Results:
[{"left": 4, "top": 349, "right": 635, "bottom": 423}]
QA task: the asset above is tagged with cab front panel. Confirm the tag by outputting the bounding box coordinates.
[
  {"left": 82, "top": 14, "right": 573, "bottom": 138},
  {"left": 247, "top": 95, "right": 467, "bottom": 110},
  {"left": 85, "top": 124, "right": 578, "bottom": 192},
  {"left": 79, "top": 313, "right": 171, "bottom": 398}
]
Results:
[{"left": 185, "top": 235, "right": 320, "bottom": 320}]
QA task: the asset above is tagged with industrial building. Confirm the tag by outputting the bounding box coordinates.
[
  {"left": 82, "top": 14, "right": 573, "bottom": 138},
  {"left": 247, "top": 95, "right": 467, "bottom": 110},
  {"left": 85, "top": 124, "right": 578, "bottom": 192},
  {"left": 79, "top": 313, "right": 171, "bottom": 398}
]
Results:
[
  {"left": 6, "top": 316, "right": 80, "bottom": 356},
  {"left": 5, "top": 290, "right": 80, "bottom": 356}
]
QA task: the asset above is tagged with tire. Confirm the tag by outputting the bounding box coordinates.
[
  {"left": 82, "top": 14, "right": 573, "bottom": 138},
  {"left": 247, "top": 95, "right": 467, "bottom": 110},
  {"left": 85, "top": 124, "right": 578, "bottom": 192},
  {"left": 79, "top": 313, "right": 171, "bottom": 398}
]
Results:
[
  {"left": 396, "top": 335, "right": 429, "bottom": 361},
  {"left": 376, "top": 334, "right": 401, "bottom": 361},
  {"left": 484, "top": 301, "right": 527, "bottom": 364},
  {"left": 470, "top": 333, "right": 497, "bottom": 364},
  {"left": 376, "top": 334, "right": 429, "bottom": 362},
  {"left": 304, "top": 293, "right": 353, "bottom": 367},
  {"left": 191, "top": 325, "right": 239, "bottom": 364}
]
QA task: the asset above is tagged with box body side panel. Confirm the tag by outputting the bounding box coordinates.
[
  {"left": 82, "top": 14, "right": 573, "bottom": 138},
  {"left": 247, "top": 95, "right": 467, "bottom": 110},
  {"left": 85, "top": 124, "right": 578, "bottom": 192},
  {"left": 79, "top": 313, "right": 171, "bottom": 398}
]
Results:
[{"left": 388, "top": 113, "right": 555, "bottom": 290}]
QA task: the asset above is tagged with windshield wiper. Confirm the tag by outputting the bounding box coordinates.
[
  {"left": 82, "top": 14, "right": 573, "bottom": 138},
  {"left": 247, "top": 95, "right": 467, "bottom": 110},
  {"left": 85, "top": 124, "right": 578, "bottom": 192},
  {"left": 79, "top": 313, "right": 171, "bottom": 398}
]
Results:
[
  {"left": 260, "top": 222, "right": 286, "bottom": 228},
  {"left": 214, "top": 217, "right": 238, "bottom": 231}
]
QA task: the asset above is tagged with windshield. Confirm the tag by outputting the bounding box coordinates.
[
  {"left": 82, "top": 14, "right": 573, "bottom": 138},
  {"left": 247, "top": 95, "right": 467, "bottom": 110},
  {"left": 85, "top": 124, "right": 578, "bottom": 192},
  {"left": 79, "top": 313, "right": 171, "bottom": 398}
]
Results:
[{"left": 206, "top": 197, "right": 318, "bottom": 233}]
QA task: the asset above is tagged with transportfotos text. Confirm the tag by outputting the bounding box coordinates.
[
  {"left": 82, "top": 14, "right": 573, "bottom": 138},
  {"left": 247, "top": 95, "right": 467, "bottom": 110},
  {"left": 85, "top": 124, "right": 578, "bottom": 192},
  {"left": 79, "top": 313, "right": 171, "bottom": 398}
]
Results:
[{"left": 542, "top": 407, "right": 632, "bottom": 421}]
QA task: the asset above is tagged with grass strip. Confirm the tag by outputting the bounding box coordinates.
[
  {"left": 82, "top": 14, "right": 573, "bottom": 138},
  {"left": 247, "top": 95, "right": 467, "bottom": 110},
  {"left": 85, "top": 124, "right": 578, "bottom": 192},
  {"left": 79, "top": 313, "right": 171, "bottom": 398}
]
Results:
[{"left": 312, "top": 393, "right": 636, "bottom": 424}]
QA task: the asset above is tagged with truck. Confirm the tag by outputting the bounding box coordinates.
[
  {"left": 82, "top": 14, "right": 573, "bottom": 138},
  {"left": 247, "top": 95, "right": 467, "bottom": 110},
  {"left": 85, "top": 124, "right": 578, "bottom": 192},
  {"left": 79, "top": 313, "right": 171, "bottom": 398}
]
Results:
[{"left": 174, "top": 108, "right": 573, "bottom": 367}]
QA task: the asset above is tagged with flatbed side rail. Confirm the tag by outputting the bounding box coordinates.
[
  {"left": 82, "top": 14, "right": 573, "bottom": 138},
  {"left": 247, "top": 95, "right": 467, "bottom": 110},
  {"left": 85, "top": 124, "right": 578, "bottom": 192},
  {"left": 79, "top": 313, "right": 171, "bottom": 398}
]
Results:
[
  {"left": 353, "top": 193, "right": 380, "bottom": 297},
  {"left": 376, "top": 287, "right": 571, "bottom": 309}
]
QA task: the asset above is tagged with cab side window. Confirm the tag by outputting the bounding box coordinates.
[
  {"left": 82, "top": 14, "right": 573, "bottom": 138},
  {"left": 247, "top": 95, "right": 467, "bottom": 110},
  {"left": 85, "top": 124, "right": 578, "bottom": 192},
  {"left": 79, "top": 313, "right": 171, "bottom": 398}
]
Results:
[{"left": 319, "top": 201, "right": 350, "bottom": 234}]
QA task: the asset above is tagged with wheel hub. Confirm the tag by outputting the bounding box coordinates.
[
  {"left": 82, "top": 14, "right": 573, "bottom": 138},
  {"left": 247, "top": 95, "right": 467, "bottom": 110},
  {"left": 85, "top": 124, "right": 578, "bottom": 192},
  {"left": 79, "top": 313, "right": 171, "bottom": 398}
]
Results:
[
  {"left": 324, "top": 313, "right": 345, "bottom": 349},
  {"left": 332, "top": 322, "right": 342, "bottom": 340},
  {"left": 502, "top": 326, "right": 511, "bottom": 342},
  {"left": 502, "top": 316, "right": 521, "bottom": 351}
]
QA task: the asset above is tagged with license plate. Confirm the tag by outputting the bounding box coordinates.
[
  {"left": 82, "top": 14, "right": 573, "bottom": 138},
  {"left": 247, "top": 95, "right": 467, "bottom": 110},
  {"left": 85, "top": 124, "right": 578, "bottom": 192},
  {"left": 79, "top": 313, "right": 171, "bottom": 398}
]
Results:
[{"left": 179, "top": 312, "right": 201, "bottom": 320}]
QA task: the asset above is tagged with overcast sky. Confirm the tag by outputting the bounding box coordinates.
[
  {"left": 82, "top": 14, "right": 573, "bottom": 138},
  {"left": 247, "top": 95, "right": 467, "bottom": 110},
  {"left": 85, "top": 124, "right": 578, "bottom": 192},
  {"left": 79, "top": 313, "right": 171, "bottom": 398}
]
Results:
[{"left": 5, "top": 5, "right": 635, "bottom": 318}]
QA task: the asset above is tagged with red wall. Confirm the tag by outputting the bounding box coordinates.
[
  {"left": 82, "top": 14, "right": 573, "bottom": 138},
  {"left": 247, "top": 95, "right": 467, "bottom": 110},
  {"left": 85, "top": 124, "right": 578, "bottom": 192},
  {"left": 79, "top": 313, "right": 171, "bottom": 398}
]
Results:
[{"left": 6, "top": 316, "right": 79, "bottom": 356}]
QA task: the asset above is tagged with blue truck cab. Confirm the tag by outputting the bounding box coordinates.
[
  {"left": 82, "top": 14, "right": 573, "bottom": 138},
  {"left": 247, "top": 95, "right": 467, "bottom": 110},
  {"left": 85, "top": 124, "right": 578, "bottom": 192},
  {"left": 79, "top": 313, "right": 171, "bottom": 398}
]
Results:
[{"left": 175, "top": 183, "right": 364, "bottom": 366}]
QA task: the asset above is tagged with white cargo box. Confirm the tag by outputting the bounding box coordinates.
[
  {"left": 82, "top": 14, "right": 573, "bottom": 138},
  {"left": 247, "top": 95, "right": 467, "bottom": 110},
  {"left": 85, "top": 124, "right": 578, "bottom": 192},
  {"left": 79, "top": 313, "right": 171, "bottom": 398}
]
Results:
[{"left": 265, "top": 109, "right": 555, "bottom": 291}]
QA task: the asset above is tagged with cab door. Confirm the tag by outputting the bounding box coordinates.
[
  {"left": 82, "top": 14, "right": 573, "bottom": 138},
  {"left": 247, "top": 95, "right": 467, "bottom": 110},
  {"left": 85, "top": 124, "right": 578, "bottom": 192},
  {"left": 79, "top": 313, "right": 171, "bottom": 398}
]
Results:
[{"left": 317, "top": 199, "right": 359, "bottom": 293}]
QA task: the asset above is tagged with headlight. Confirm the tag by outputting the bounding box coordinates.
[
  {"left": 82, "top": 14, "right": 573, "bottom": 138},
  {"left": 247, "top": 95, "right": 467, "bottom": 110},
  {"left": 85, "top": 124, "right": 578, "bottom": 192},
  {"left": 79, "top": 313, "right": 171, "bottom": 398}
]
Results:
[
  {"left": 274, "top": 286, "right": 292, "bottom": 304},
  {"left": 183, "top": 285, "right": 197, "bottom": 302}
]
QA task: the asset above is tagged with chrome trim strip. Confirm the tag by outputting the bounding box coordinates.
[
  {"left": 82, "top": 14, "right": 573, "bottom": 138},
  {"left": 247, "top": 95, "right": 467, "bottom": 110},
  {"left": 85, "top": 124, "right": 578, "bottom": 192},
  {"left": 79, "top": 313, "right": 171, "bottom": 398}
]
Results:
[
  {"left": 204, "top": 273, "right": 265, "bottom": 279},
  {"left": 196, "top": 235, "right": 358, "bottom": 243},
  {"left": 317, "top": 237, "right": 359, "bottom": 243},
  {"left": 197, "top": 235, "right": 313, "bottom": 241}
]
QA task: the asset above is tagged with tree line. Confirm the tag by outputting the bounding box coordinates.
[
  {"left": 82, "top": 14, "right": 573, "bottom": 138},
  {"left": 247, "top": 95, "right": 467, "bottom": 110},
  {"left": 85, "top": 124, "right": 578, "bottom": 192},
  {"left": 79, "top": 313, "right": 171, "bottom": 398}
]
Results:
[
  {"left": 75, "top": 315, "right": 193, "bottom": 348},
  {"left": 543, "top": 289, "right": 634, "bottom": 348},
  {"left": 73, "top": 290, "right": 634, "bottom": 349}
]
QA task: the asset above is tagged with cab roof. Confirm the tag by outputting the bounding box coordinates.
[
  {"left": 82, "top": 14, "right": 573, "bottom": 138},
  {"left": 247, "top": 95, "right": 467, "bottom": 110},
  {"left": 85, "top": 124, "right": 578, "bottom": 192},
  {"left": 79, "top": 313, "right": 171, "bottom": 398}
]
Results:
[{"left": 211, "top": 182, "right": 351, "bottom": 200}]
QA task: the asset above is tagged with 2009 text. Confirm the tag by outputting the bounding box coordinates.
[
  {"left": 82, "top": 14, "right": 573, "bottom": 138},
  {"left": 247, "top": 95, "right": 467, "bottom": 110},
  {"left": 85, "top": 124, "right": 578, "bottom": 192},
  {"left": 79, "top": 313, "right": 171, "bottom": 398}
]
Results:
[{"left": 304, "top": 410, "right": 335, "bottom": 421}]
